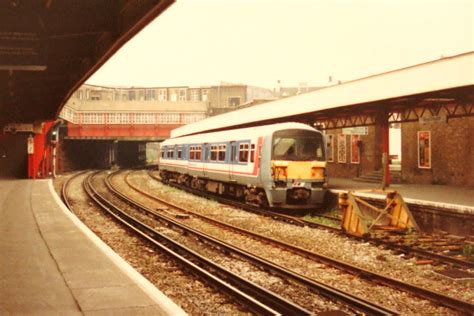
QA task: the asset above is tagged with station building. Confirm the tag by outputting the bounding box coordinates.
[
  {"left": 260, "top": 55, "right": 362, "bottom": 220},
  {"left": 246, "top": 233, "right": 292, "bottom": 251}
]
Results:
[
  {"left": 70, "top": 83, "right": 276, "bottom": 116},
  {"left": 324, "top": 106, "right": 474, "bottom": 187}
]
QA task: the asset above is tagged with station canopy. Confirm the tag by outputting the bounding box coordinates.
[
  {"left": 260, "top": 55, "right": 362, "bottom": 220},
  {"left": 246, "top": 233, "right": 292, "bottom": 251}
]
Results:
[
  {"left": 172, "top": 51, "right": 474, "bottom": 138},
  {"left": 0, "top": 0, "right": 174, "bottom": 128}
]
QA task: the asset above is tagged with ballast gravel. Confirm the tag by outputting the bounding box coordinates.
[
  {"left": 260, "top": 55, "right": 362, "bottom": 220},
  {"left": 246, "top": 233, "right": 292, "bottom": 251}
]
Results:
[
  {"left": 131, "top": 169, "right": 472, "bottom": 314},
  {"left": 55, "top": 172, "right": 250, "bottom": 315}
]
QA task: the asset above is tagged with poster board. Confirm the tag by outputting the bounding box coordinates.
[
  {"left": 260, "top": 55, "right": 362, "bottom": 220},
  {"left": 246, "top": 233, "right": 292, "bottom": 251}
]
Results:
[
  {"left": 326, "top": 134, "right": 334, "bottom": 162},
  {"left": 417, "top": 131, "right": 431, "bottom": 169},
  {"left": 351, "top": 135, "right": 360, "bottom": 164},
  {"left": 338, "top": 134, "right": 346, "bottom": 163}
]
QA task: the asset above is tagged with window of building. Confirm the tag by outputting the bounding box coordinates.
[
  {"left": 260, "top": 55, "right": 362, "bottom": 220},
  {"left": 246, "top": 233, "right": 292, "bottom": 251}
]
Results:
[
  {"left": 201, "top": 89, "right": 209, "bottom": 101},
  {"left": 190, "top": 89, "right": 200, "bottom": 101},
  {"left": 138, "top": 89, "right": 145, "bottom": 101},
  {"left": 178, "top": 88, "right": 187, "bottom": 101},
  {"left": 218, "top": 144, "right": 226, "bottom": 162},
  {"left": 161, "top": 148, "right": 165, "bottom": 158},
  {"left": 158, "top": 89, "right": 167, "bottom": 101},
  {"left": 120, "top": 113, "right": 129, "bottom": 124},
  {"left": 146, "top": 89, "right": 156, "bottom": 101},
  {"left": 210, "top": 145, "right": 218, "bottom": 161},
  {"left": 239, "top": 143, "right": 249, "bottom": 162},
  {"left": 129, "top": 90, "right": 136, "bottom": 101},
  {"left": 228, "top": 97, "right": 241, "bottom": 107},
  {"left": 177, "top": 146, "right": 182, "bottom": 159}
]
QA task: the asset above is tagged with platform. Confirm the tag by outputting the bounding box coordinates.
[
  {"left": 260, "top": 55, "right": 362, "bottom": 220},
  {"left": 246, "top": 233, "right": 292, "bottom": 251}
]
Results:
[
  {"left": 328, "top": 178, "right": 474, "bottom": 213},
  {"left": 328, "top": 177, "right": 474, "bottom": 235},
  {"left": 0, "top": 178, "right": 186, "bottom": 315}
]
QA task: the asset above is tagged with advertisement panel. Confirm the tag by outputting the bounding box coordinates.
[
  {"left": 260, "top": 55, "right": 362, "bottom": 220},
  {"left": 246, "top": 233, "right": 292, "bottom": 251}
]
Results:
[
  {"left": 417, "top": 131, "right": 431, "bottom": 169},
  {"left": 338, "top": 134, "right": 346, "bottom": 163},
  {"left": 351, "top": 135, "right": 360, "bottom": 164}
]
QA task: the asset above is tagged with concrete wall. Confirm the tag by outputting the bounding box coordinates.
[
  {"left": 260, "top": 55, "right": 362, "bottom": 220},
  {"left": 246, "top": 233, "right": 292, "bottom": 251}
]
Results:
[
  {"left": 401, "top": 116, "right": 474, "bottom": 187},
  {"left": 209, "top": 85, "right": 247, "bottom": 109}
]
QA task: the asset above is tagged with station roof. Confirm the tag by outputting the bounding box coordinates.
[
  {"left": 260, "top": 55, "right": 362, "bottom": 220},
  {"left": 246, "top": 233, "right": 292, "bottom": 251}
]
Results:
[
  {"left": 0, "top": 0, "right": 174, "bottom": 127},
  {"left": 172, "top": 51, "right": 474, "bottom": 138}
]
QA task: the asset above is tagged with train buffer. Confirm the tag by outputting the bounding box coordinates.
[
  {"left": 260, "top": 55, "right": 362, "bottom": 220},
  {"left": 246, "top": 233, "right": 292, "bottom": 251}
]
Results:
[{"left": 338, "top": 190, "right": 420, "bottom": 237}]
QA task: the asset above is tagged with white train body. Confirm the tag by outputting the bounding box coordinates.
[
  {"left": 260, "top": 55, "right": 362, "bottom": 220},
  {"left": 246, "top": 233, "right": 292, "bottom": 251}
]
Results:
[{"left": 159, "top": 122, "right": 327, "bottom": 209}]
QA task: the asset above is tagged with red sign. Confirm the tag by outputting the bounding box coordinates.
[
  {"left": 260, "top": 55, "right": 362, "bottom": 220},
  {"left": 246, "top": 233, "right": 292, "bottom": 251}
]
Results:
[
  {"left": 351, "top": 135, "right": 360, "bottom": 164},
  {"left": 417, "top": 131, "right": 431, "bottom": 169}
]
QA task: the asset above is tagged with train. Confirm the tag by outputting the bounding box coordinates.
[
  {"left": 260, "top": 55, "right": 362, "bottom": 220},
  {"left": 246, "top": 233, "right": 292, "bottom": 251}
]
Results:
[{"left": 158, "top": 122, "right": 327, "bottom": 210}]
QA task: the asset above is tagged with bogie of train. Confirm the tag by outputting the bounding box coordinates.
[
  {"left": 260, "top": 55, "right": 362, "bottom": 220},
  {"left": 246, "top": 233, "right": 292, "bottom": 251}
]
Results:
[{"left": 159, "top": 122, "right": 327, "bottom": 210}]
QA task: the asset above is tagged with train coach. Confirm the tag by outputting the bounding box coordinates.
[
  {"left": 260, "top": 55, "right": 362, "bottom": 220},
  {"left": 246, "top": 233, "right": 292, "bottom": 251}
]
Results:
[{"left": 158, "top": 122, "right": 327, "bottom": 210}]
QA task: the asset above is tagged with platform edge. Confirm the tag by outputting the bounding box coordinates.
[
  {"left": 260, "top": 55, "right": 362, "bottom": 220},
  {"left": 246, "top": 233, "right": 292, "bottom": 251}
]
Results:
[{"left": 47, "top": 179, "right": 187, "bottom": 316}]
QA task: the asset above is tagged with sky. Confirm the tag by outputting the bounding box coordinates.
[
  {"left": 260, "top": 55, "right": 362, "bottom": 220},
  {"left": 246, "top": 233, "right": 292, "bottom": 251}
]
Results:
[{"left": 86, "top": 0, "right": 473, "bottom": 90}]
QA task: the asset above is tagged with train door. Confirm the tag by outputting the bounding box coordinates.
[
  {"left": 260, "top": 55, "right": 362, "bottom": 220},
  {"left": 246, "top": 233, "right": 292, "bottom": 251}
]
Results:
[
  {"left": 202, "top": 143, "right": 208, "bottom": 177},
  {"left": 229, "top": 141, "right": 236, "bottom": 181}
]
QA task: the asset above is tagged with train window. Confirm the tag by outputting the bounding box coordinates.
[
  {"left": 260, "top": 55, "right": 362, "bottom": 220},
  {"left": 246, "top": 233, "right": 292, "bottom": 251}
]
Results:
[
  {"left": 218, "top": 144, "right": 226, "bottom": 161},
  {"left": 250, "top": 144, "right": 255, "bottom": 163},
  {"left": 272, "top": 129, "right": 325, "bottom": 161},
  {"left": 239, "top": 143, "right": 249, "bottom": 162},
  {"left": 210, "top": 145, "right": 218, "bottom": 161},
  {"left": 177, "top": 146, "right": 182, "bottom": 159},
  {"left": 196, "top": 145, "right": 202, "bottom": 160}
]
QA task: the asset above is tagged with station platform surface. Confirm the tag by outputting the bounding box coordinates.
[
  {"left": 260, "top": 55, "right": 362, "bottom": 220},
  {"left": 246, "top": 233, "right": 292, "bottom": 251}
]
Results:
[
  {"left": 328, "top": 177, "right": 474, "bottom": 213},
  {"left": 0, "top": 178, "right": 186, "bottom": 315}
]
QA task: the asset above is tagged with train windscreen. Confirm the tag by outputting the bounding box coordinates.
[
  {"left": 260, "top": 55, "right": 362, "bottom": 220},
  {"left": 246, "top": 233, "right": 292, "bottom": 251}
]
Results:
[{"left": 272, "top": 129, "right": 325, "bottom": 161}]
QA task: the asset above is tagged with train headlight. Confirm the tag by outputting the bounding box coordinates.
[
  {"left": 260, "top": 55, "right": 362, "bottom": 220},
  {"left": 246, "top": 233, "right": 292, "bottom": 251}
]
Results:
[
  {"left": 311, "top": 167, "right": 324, "bottom": 178},
  {"left": 272, "top": 166, "right": 287, "bottom": 178}
]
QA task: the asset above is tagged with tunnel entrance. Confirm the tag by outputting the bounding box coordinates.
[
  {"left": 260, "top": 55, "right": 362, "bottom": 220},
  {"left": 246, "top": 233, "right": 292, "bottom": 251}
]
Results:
[
  {"left": 116, "top": 141, "right": 147, "bottom": 167},
  {"left": 60, "top": 139, "right": 113, "bottom": 172}
]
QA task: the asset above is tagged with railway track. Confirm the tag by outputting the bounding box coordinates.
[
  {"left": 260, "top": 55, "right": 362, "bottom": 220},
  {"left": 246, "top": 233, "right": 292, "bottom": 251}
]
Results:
[
  {"left": 61, "top": 170, "right": 88, "bottom": 210},
  {"left": 84, "top": 170, "right": 319, "bottom": 315},
  {"left": 141, "top": 169, "right": 474, "bottom": 314},
  {"left": 110, "top": 169, "right": 400, "bottom": 315},
  {"left": 147, "top": 169, "right": 474, "bottom": 270}
]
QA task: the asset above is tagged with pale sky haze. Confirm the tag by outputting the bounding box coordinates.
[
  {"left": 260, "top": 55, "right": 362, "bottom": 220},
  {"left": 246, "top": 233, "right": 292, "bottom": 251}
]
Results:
[{"left": 86, "top": 0, "right": 474, "bottom": 89}]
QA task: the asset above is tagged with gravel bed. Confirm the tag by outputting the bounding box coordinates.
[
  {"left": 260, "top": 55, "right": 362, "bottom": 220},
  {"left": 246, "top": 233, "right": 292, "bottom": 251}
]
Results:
[
  {"left": 107, "top": 172, "right": 354, "bottom": 314},
  {"left": 132, "top": 169, "right": 473, "bottom": 314},
  {"left": 57, "top": 171, "right": 249, "bottom": 315}
]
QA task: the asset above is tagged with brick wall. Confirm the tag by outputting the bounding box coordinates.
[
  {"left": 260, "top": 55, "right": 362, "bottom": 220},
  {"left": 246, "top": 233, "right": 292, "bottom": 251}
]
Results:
[
  {"left": 326, "top": 125, "right": 382, "bottom": 179},
  {"left": 401, "top": 116, "right": 474, "bottom": 187}
]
